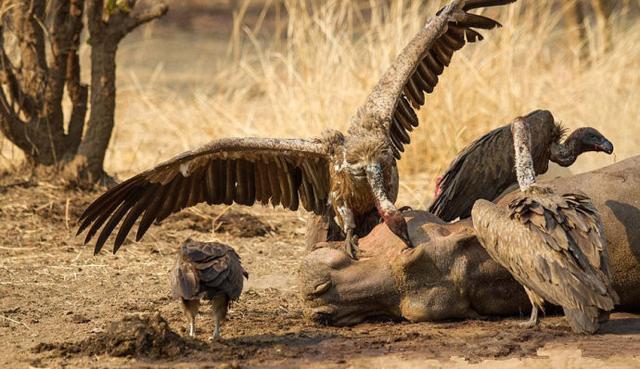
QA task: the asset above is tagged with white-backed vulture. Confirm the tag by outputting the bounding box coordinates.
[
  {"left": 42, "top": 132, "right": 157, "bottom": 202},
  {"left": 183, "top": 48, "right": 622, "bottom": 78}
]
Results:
[
  {"left": 77, "top": 0, "right": 517, "bottom": 256},
  {"left": 471, "top": 117, "right": 619, "bottom": 334},
  {"left": 171, "top": 239, "right": 248, "bottom": 340},
  {"left": 430, "top": 110, "right": 614, "bottom": 221}
]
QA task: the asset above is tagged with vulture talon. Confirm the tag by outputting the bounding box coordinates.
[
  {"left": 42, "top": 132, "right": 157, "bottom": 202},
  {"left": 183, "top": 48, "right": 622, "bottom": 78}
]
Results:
[{"left": 345, "top": 234, "right": 359, "bottom": 260}]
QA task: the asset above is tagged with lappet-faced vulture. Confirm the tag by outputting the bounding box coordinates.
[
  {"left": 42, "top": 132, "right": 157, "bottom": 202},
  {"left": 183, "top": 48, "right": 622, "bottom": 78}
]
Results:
[
  {"left": 471, "top": 118, "right": 619, "bottom": 334},
  {"left": 78, "top": 0, "right": 517, "bottom": 257},
  {"left": 171, "top": 239, "right": 248, "bottom": 340},
  {"left": 430, "top": 110, "right": 614, "bottom": 222}
]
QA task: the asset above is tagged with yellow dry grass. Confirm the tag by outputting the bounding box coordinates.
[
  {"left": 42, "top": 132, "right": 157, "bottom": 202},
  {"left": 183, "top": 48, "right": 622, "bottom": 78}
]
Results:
[{"left": 1, "top": 0, "right": 638, "bottom": 207}]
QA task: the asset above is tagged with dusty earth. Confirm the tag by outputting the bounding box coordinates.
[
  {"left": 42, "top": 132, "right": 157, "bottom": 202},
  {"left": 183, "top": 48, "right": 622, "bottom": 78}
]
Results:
[{"left": 1, "top": 173, "right": 640, "bottom": 369}]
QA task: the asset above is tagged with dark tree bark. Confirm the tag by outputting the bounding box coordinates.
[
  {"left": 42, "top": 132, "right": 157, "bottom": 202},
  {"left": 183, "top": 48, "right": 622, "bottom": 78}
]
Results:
[{"left": 0, "top": 0, "right": 167, "bottom": 185}]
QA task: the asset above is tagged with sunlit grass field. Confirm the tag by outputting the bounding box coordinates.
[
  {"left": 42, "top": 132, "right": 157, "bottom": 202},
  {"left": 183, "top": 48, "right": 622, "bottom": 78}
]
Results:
[{"left": 1, "top": 0, "right": 638, "bottom": 207}]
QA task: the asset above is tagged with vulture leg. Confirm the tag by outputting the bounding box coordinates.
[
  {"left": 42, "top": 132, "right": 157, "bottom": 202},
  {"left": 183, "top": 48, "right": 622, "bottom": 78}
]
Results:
[
  {"left": 520, "top": 306, "right": 539, "bottom": 328},
  {"left": 181, "top": 299, "right": 200, "bottom": 337},
  {"left": 338, "top": 205, "right": 358, "bottom": 259},
  {"left": 520, "top": 287, "right": 542, "bottom": 328},
  {"left": 210, "top": 294, "right": 229, "bottom": 341}
]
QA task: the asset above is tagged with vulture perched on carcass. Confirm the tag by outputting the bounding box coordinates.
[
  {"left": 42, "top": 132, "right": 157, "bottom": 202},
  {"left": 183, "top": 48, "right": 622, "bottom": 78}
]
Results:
[
  {"left": 471, "top": 118, "right": 619, "bottom": 334},
  {"left": 430, "top": 109, "right": 614, "bottom": 221},
  {"left": 171, "top": 239, "right": 248, "bottom": 340},
  {"left": 77, "top": 0, "right": 517, "bottom": 257}
]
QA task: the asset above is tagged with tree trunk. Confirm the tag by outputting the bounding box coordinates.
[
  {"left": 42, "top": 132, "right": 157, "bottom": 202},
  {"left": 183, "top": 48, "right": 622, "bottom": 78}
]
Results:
[
  {"left": 0, "top": 0, "right": 167, "bottom": 186},
  {"left": 72, "top": 41, "right": 118, "bottom": 182}
]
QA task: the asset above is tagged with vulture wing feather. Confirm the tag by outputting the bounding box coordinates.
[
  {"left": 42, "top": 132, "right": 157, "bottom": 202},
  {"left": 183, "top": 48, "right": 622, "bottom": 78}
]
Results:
[
  {"left": 430, "top": 110, "right": 559, "bottom": 221},
  {"left": 350, "top": 0, "right": 515, "bottom": 157},
  {"left": 78, "top": 138, "right": 331, "bottom": 254}
]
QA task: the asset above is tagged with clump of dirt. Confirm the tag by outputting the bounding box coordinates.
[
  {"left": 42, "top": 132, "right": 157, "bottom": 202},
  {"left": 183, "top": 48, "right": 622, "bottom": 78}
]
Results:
[
  {"left": 35, "top": 313, "right": 191, "bottom": 359},
  {"left": 169, "top": 209, "right": 275, "bottom": 238}
]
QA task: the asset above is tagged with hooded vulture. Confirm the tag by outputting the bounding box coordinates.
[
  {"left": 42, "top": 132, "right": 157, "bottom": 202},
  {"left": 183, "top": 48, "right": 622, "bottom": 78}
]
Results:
[
  {"left": 471, "top": 117, "right": 619, "bottom": 334},
  {"left": 78, "top": 0, "right": 517, "bottom": 257},
  {"left": 171, "top": 239, "right": 248, "bottom": 340},
  {"left": 430, "top": 109, "right": 614, "bottom": 221}
]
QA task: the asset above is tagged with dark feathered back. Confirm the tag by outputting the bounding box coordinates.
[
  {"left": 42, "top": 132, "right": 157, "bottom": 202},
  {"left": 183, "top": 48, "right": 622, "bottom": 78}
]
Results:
[
  {"left": 473, "top": 189, "right": 619, "bottom": 334},
  {"left": 171, "top": 239, "right": 248, "bottom": 301},
  {"left": 430, "top": 110, "right": 561, "bottom": 221}
]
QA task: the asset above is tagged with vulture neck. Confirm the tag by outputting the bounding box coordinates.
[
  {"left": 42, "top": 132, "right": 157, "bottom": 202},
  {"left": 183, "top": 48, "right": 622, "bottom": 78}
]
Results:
[
  {"left": 550, "top": 131, "right": 582, "bottom": 167},
  {"left": 512, "top": 119, "right": 536, "bottom": 192}
]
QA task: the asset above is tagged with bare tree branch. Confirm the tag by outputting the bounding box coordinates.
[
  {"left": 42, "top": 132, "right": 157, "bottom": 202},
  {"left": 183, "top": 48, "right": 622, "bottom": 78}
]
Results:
[{"left": 104, "top": 1, "right": 168, "bottom": 41}]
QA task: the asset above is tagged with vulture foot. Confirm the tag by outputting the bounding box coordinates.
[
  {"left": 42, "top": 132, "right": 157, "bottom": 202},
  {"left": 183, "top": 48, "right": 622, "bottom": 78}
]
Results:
[
  {"left": 518, "top": 307, "right": 540, "bottom": 329},
  {"left": 344, "top": 234, "right": 360, "bottom": 260}
]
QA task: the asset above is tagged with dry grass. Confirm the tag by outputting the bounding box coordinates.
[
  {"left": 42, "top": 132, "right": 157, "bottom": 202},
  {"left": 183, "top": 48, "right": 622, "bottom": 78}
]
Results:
[{"left": 1, "top": 0, "right": 639, "bottom": 207}]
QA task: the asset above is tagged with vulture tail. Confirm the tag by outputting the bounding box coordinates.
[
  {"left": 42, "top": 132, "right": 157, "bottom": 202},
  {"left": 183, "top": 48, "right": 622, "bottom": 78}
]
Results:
[{"left": 563, "top": 306, "right": 600, "bottom": 335}]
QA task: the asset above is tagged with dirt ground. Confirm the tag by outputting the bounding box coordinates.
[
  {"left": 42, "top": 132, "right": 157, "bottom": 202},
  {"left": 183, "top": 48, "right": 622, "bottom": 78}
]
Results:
[{"left": 1, "top": 174, "right": 639, "bottom": 369}]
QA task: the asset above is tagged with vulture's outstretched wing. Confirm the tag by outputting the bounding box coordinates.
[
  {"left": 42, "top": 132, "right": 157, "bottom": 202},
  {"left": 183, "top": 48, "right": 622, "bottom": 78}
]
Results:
[
  {"left": 472, "top": 196, "right": 619, "bottom": 317},
  {"left": 351, "top": 0, "right": 515, "bottom": 158},
  {"left": 429, "top": 110, "right": 559, "bottom": 221},
  {"left": 78, "top": 138, "right": 331, "bottom": 254}
]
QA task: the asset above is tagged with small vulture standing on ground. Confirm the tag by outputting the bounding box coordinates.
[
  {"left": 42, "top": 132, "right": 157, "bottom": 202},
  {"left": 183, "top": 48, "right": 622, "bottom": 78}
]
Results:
[
  {"left": 77, "top": 0, "right": 517, "bottom": 257},
  {"left": 171, "top": 239, "right": 248, "bottom": 340},
  {"left": 471, "top": 118, "right": 619, "bottom": 334},
  {"left": 430, "top": 110, "right": 614, "bottom": 221}
]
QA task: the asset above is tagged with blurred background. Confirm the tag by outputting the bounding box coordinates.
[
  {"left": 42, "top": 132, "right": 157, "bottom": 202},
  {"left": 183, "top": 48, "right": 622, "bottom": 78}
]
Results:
[{"left": 1, "top": 0, "right": 638, "bottom": 207}]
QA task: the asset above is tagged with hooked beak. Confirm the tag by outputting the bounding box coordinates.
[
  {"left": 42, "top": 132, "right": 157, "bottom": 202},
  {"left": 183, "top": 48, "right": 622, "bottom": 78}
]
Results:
[{"left": 598, "top": 139, "right": 614, "bottom": 155}]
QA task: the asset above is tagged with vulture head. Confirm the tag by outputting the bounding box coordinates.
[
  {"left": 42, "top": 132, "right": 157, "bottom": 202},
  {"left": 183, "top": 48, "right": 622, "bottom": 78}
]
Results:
[
  {"left": 568, "top": 127, "right": 614, "bottom": 155},
  {"left": 551, "top": 126, "right": 614, "bottom": 167}
]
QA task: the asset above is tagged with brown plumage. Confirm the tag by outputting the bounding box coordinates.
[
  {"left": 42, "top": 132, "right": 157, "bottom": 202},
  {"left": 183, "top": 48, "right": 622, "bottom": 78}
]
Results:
[
  {"left": 171, "top": 239, "right": 248, "bottom": 340},
  {"left": 471, "top": 118, "right": 618, "bottom": 334},
  {"left": 430, "top": 110, "right": 614, "bottom": 221},
  {"left": 77, "top": 0, "right": 516, "bottom": 257}
]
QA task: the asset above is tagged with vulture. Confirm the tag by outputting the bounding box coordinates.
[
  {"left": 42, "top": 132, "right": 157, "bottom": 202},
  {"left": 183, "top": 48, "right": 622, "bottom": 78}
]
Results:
[
  {"left": 471, "top": 117, "right": 619, "bottom": 334},
  {"left": 171, "top": 239, "right": 248, "bottom": 340},
  {"left": 430, "top": 110, "right": 614, "bottom": 221},
  {"left": 77, "top": 0, "right": 517, "bottom": 257}
]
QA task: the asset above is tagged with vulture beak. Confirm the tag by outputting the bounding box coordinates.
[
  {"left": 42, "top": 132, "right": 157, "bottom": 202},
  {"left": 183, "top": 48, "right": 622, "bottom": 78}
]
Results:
[
  {"left": 366, "top": 163, "right": 413, "bottom": 248},
  {"left": 598, "top": 138, "right": 614, "bottom": 155}
]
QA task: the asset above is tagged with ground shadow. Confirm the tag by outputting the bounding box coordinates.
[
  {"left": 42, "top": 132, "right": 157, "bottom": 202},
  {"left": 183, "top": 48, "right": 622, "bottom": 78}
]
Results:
[{"left": 599, "top": 317, "right": 640, "bottom": 335}]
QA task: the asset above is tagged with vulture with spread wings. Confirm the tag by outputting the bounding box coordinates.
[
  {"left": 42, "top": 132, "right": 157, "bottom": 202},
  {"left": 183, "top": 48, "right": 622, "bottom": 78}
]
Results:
[{"left": 78, "top": 0, "right": 516, "bottom": 256}]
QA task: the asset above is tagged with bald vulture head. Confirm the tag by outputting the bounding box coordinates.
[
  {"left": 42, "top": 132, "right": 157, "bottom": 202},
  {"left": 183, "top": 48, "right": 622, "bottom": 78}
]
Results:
[{"left": 171, "top": 239, "right": 248, "bottom": 340}]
